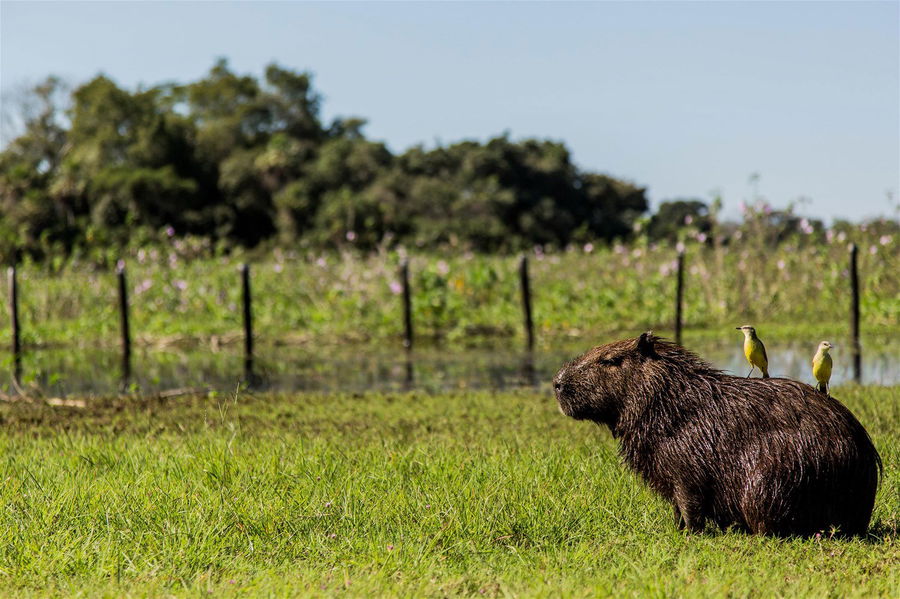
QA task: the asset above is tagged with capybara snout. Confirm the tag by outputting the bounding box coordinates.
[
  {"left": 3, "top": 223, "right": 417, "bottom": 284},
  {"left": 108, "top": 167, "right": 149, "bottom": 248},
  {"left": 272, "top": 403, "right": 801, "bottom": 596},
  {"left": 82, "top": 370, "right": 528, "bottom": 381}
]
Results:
[{"left": 555, "top": 332, "right": 881, "bottom": 537}]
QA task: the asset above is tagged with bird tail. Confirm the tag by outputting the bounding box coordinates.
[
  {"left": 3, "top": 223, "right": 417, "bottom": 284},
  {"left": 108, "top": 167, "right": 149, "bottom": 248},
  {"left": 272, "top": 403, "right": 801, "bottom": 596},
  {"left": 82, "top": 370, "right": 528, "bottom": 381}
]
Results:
[{"left": 816, "top": 381, "right": 827, "bottom": 393}]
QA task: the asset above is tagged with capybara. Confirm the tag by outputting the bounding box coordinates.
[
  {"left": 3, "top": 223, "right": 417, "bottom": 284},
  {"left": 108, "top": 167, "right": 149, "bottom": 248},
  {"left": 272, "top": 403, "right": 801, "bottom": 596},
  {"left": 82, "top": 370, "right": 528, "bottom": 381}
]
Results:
[{"left": 553, "top": 332, "right": 881, "bottom": 537}]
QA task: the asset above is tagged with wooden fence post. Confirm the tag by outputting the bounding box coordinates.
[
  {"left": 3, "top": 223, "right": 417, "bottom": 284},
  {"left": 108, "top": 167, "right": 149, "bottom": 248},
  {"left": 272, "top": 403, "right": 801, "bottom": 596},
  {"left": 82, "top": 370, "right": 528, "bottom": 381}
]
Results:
[
  {"left": 404, "top": 351, "right": 414, "bottom": 389},
  {"left": 674, "top": 249, "right": 685, "bottom": 346},
  {"left": 7, "top": 266, "right": 21, "bottom": 388},
  {"left": 400, "top": 259, "right": 413, "bottom": 350},
  {"left": 241, "top": 263, "right": 254, "bottom": 381},
  {"left": 849, "top": 243, "right": 861, "bottom": 383},
  {"left": 116, "top": 261, "right": 132, "bottom": 384},
  {"left": 518, "top": 255, "right": 535, "bottom": 352}
]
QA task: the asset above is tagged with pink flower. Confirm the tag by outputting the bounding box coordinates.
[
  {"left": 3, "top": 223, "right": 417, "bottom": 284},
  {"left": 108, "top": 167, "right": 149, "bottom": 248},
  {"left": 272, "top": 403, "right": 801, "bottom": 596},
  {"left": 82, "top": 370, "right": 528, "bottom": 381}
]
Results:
[
  {"left": 880, "top": 235, "right": 892, "bottom": 246},
  {"left": 696, "top": 233, "right": 708, "bottom": 243},
  {"left": 387, "top": 545, "right": 394, "bottom": 551},
  {"left": 273, "top": 263, "right": 283, "bottom": 273},
  {"left": 684, "top": 215, "right": 693, "bottom": 225},
  {"left": 316, "top": 257, "right": 327, "bottom": 268},
  {"left": 738, "top": 201, "right": 747, "bottom": 215},
  {"left": 583, "top": 243, "right": 594, "bottom": 254},
  {"left": 389, "top": 281, "right": 403, "bottom": 295},
  {"left": 799, "top": 219, "right": 814, "bottom": 235},
  {"left": 346, "top": 231, "right": 357, "bottom": 242},
  {"left": 165, "top": 226, "right": 175, "bottom": 237},
  {"left": 675, "top": 242, "right": 685, "bottom": 253},
  {"left": 777, "top": 260, "right": 786, "bottom": 270},
  {"left": 173, "top": 280, "right": 187, "bottom": 291},
  {"left": 869, "top": 245, "right": 877, "bottom": 255},
  {"left": 436, "top": 260, "right": 449, "bottom": 275},
  {"left": 134, "top": 279, "right": 153, "bottom": 295}
]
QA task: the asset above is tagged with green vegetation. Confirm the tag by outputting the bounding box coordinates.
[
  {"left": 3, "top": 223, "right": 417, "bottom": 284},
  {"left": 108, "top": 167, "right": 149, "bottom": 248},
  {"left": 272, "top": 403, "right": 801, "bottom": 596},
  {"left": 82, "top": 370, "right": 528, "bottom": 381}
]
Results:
[
  {"left": 0, "top": 62, "right": 647, "bottom": 259},
  {"left": 0, "top": 386, "right": 896, "bottom": 597},
  {"left": 3, "top": 227, "right": 897, "bottom": 355},
  {"left": 5, "top": 62, "right": 896, "bottom": 264}
]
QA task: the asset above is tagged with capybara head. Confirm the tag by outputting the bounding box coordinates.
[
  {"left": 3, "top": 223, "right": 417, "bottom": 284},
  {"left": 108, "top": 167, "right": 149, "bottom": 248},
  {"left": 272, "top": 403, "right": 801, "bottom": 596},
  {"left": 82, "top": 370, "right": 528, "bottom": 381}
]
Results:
[
  {"left": 554, "top": 332, "right": 881, "bottom": 537},
  {"left": 554, "top": 331, "right": 713, "bottom": 428},
  {"left": 553, "top": 332, "right": 656, "bottom": 424}
]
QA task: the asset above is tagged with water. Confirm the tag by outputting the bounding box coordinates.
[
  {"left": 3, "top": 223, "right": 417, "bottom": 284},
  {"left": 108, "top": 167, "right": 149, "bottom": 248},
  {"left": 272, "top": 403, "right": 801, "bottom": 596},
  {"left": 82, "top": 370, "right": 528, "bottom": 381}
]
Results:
[{"left": 2, "top": 337, "right": 898, "bottom": 397}]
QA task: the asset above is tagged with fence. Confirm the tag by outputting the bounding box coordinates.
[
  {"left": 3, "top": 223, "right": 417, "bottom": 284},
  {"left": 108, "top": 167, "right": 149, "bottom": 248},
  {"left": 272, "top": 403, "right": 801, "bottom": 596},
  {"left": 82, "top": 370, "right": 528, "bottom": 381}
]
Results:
[{"left": 5, "top": 246, "right": 866, "bottom": 393}]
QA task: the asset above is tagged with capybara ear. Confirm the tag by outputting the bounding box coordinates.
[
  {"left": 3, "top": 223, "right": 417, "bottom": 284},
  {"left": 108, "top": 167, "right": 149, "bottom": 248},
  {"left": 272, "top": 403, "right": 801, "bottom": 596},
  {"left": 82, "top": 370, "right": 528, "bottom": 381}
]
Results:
[{"left": 637, "top": 331, "right": 656, "bottom": 356}]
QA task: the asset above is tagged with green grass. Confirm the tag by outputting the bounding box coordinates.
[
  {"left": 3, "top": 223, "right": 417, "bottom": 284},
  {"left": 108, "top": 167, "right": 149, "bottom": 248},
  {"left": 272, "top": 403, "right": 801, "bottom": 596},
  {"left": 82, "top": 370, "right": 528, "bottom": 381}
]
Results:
[{"left": 0, "top": 385, "right": 897, "bottom": 597}]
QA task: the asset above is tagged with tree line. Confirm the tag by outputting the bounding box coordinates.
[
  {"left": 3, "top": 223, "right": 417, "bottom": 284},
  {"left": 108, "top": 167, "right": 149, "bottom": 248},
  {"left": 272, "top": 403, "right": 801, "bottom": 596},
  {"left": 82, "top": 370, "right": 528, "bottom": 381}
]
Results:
[
  {"left": 0, "top": 60, "right": 654, "bottom": 261},
  {"left": 6, "top": 60, "right": 889, "bottom": 265}
]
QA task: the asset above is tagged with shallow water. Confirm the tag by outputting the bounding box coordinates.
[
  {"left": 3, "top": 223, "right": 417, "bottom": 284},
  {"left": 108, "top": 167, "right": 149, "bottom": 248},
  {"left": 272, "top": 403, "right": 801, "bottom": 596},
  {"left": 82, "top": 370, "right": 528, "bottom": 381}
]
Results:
[{"left": 2, "top": 336, "right": 898, "bottom": 397}]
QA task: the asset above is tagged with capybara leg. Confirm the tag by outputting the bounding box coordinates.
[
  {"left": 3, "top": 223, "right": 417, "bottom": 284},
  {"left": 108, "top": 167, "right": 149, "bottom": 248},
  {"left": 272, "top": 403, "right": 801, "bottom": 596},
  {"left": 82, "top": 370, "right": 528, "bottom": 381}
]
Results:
[
  {"left": 675, "top": 488, "right": 705, "bottom": 533},
  {"left": 674, "top": 505, "right": 685, "bottom": 530},
  {"left": 682, "top": 511, "right": 705, "bottom": 533}
]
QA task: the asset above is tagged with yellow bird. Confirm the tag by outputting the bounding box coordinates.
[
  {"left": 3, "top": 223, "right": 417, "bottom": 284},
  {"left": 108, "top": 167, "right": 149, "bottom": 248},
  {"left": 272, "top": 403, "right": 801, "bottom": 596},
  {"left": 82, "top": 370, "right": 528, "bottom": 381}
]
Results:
[
  {"left": 812, "top": 341, "right": 833, "bottom": 395},
  {"left": 736, "top": 325, "right": 769, "bottom": 378}
]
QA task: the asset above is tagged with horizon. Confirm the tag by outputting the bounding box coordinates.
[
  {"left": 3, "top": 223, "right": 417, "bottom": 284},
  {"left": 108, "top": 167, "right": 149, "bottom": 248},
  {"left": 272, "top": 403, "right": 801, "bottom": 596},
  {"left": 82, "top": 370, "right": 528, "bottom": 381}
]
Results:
[{"left": 2, "top": 1, "right": 898, "bottom": 224}]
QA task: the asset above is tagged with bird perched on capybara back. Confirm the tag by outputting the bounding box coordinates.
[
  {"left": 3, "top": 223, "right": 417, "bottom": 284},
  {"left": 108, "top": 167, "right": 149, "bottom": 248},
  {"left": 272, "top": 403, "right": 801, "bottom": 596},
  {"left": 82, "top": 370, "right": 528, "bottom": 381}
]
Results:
[{"left": 554, "top": 332, "right": 881, "bottom": 537}]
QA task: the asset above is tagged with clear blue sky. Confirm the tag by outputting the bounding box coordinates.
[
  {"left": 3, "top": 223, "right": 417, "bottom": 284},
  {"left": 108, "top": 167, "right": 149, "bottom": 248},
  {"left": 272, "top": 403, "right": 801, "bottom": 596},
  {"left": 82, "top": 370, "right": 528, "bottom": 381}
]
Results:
[{"left": 2, "top": 1, "right": 898, "bottom": 222}]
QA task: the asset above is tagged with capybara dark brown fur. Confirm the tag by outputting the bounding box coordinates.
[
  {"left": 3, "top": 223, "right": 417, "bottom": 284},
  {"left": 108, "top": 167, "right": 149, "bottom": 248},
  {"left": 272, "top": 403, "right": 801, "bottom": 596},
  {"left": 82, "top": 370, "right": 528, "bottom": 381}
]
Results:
[{"left": 553, "top": 332, "right": 881, "bottom": 537}]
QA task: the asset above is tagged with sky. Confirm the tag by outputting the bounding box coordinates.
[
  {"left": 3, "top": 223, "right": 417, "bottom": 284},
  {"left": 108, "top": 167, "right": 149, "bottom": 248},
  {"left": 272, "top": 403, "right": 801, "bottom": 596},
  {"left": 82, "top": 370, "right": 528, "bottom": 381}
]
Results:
[{"left": 1, "top": 1, "right": 898, "bottom": 222}]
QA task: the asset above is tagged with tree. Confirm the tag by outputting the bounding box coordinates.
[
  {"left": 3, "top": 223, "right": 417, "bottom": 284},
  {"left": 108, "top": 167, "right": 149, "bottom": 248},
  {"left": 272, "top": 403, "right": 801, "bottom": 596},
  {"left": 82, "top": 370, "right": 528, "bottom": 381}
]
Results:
[
  {"left": 0, "top": 60, "right": 651, "bottom": 260},
  {"left": 647, "top": 199, "right": 711, "bottom": 242},
  {"left": 0, "top": 77, "right": 73, "bottom": 258}
]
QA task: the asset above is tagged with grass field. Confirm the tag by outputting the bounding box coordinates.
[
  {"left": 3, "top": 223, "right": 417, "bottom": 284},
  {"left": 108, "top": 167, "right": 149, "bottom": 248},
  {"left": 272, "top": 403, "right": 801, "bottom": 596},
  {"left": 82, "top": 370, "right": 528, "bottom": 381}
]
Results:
[{"left": 1, "top": 385, "right": 897, "bottom": 597}]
